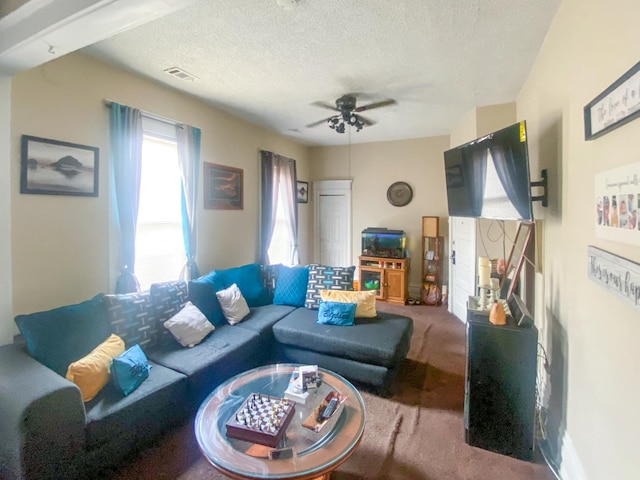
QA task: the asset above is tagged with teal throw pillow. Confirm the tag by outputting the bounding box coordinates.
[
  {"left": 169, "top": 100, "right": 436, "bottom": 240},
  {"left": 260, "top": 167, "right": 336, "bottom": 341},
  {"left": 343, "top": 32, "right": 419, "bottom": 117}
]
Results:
[
  {"left": 188, "top": 271, "right": 227, "bottom": 326},
  {"left": 317, "top": 301, "right": 357, "bottom": 326},
  {"left": 111, "top": 344, "right": 151, "bottom": 396},
  {"left": 273, "top": 265, "right": 309, "bottom": 307},
  {"left": 216, "top": 263, "right": 271, "bottom": 307},
  {"left": 14, "top": 294, "right": 113, "bottom": 376}
]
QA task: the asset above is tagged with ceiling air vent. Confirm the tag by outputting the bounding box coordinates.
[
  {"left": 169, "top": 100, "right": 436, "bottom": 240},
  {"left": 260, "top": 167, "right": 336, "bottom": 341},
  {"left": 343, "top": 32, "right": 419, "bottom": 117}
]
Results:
[{"left": 163, "top": 67, "right": 198, "bottom": 82}]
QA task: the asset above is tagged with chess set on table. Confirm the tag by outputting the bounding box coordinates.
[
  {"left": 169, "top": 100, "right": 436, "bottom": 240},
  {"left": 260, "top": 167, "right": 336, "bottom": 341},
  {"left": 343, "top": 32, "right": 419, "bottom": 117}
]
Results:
[
  {"left": 225, "top": 366, "right": 346, "bottom": 449},
  {"left": 225, "top": 393, "right": 296, "bottom": 448}
]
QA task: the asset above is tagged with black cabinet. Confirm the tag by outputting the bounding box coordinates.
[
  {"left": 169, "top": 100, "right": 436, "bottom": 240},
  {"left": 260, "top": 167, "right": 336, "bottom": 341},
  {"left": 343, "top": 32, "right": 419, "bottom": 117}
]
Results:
[{"left": 464, "top": 311, "right": 538, "bottom": 461}]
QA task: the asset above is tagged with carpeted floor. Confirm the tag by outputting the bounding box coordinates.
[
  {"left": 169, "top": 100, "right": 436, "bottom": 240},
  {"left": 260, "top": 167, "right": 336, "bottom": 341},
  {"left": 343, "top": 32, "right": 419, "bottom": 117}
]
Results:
[{"left": 105, "top": 303, "right": 554, "bottom": 480}]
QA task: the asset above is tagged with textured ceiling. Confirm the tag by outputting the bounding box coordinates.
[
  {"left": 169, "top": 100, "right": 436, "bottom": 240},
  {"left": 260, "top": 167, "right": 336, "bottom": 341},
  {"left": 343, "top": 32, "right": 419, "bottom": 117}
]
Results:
[{"left": 83, "top": 0, "right": 560, "bottom": 146}]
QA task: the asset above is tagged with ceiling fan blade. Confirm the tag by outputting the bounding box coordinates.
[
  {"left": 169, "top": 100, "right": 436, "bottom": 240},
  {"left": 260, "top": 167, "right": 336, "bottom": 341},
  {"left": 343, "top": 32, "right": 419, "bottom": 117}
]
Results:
[
  {"left": 311, "top": 101, "right": 340, "bottom": 112},
  {"left": 354, "top": 99, "right": 397, "bottom": 112},
  {"left": 305, "top": 116, "right": 335, "bottom": 128},
  {"left": 357, "top": 114, "right": 376, "bottom": 126}
]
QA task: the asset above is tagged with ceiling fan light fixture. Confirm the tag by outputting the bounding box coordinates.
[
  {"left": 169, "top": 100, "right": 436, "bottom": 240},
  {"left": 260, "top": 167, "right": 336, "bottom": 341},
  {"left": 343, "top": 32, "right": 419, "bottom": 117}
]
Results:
[{"left": 309, "top": 94, "right": 394, "bottom": 134}]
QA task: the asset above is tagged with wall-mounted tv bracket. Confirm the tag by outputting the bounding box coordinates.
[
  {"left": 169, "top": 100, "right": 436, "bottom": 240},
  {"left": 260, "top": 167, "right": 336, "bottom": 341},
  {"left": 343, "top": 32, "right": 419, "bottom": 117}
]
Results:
[{"left": 530, "top": 169, "right": 548, "bottom": 207}]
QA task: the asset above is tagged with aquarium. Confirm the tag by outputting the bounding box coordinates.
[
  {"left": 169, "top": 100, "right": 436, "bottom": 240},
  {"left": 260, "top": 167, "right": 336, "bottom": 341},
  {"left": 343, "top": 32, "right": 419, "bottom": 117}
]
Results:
[{"left": 361, "top": 228, "right": 407, "bottom": 258}]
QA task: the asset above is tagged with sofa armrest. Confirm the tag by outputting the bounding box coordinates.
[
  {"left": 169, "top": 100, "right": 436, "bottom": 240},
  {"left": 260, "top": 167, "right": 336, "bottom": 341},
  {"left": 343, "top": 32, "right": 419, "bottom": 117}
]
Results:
[{"left": 0, "top": 343, "right": 87, "bottom": 480}]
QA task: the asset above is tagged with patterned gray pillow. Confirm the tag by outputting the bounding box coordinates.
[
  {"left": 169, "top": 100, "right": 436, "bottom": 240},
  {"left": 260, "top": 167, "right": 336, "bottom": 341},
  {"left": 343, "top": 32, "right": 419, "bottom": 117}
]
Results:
[
  {"left": 305, "top": 264, "right": 356, "bottom": 309},
  {"left": 103, "top": 291, "right": 160, "bottom": 351},
  {"left": 149, "top": 280, "right": 189, "bottom": 344}
]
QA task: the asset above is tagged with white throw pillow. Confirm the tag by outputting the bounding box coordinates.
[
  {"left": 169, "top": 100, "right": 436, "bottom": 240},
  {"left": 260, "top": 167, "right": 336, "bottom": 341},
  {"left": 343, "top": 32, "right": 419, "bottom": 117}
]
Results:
[
  {"left": 163, "top": 301, "right": 214, "bottom": 347},
  {"left": 216, "top": 283, "right": 250, "bottom": 325}
]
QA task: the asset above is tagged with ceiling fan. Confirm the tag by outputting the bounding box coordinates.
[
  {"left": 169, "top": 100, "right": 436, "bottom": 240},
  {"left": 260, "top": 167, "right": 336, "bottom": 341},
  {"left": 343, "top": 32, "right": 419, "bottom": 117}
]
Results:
[{"left": 306, "top": 94, "right": 397, "bottom": 133}]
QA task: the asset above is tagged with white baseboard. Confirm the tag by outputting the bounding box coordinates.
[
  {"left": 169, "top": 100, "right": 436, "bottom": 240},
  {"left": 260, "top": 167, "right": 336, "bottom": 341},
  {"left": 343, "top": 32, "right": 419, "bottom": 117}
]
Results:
[{"left": 560, "top": 432, "right": 588, "bottom": 480}]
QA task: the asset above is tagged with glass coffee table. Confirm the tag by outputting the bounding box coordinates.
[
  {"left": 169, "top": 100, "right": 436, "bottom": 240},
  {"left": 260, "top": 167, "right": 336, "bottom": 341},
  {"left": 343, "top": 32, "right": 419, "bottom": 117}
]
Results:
[{"left": 195, "top": 364, "right": 366, "bottom": 480}]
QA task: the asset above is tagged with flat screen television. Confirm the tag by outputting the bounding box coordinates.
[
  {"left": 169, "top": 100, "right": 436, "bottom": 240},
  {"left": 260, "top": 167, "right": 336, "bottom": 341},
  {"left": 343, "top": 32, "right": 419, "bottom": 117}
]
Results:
[{"left": 444, "top": 121, "right": 534, "bottom": 221}]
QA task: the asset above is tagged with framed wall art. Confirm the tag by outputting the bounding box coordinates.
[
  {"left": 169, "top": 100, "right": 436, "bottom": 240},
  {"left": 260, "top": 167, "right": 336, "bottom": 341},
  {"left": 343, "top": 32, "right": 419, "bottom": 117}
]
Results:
[
  {"left": 203, "top": 162, "right": 243, "bottom": 210},
  {"left": 297, "top": 181, "right": 308, "bottom": 203},
  {"left": 584, "top": 60, "right": 640, "bottom": 140},
  {"left": 20, "top": 135, "right": 99, "bottom": 197}
]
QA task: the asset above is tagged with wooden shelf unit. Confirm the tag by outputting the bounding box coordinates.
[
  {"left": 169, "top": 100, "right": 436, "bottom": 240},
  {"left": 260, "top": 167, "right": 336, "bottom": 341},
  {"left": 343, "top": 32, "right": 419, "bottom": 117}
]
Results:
[
  {"left": 421, "top": 216, "right": 443, "bottom": 305},
  {"left": 358, "top": 256, "right": 410, "bottom": 304}
]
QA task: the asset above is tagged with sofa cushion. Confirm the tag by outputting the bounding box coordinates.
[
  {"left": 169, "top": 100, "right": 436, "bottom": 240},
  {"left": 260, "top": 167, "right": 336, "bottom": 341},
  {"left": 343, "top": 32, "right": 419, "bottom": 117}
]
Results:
[
  {"left": 233, "top": 304, "right": 297, "bottom": 336},
  {"left": 85, "top": 360, "right": 188, "bottom": 450},
  {"left": 215, "top": 263, "right": 271, "bottom": 307},
  {"left": 216, "top": 283, "right": 250, "bottom": 325},
  {"left": 272, "top": 308, "right": 413, "bottom": 369},
  {"left": 147, "top": 325, "right": 264, "bottom": 404},
  {"left": 274, "top": 265, "right": 309, "bottom": 307},
  {"left": 305, "top": 264, "right": 355, "bottom": 309},
  {"left": 188, "top": 271, "right": 227, "bottom": 326},
  {"left": 14, "top": 294, "right": 113, "bottom": 376},
  {"left": 103, "top": 291, "right": 160, "bottom": 351},
  {"left": 163, "top": 301, "right": 214, "bottom": 347},
  {"left": 149, "top": 280, "right": 189, "bottom": 344},
  {"left": 320, "top": 289, "right": 377, "bottom": 318},
  {"left": 66, "top": 334, "right": 125, "bottom": 402},
  {"left": 317, "top": 301, "right": 357, "bottom": 326}
]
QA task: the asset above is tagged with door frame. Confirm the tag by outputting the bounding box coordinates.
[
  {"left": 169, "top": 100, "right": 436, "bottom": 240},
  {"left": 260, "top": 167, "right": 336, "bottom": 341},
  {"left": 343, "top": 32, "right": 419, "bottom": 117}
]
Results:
[{"left": 313, "top": 179, "right": 352, "bottom": 264}]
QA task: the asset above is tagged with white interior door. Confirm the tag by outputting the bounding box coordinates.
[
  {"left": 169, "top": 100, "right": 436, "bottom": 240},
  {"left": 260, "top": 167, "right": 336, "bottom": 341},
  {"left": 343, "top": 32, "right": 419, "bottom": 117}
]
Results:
[
  {"left": 318, "top": 195, "right": 347, "bottom": 266},
  {"left": 449, "top": 216, "right": 476, "bottom": 322},
  {"left": 313, "top": 180, "right": 352, "bottom": 267}
]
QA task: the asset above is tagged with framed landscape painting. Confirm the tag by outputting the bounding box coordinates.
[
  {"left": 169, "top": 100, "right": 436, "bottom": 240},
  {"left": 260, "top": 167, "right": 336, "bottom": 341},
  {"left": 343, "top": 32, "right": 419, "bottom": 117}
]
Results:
[
  {"left": 204, "top": 162, "right": 244, "bottom": 210},
  {"left": 20, "top": 135, "right": 99, "bottom": 197}
]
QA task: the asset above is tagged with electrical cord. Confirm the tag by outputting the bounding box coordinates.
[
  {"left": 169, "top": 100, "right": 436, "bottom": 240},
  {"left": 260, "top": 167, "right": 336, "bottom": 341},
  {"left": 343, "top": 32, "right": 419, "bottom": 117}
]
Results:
[{"left": 535, "top": 342, "right": 561, "bottom": 480}]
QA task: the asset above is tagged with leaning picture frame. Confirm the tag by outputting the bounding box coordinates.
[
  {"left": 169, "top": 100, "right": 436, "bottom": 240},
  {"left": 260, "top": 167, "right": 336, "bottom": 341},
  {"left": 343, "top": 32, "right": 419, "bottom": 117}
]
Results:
[
  {"left": 203, "top": 162, "right": 244, "bottom": 210},
  {"left": 501, "top": 222, "right": 535, "bottom": 301},
  {"left": 584, "top": 60, "right": 640, "bottom": 140},
  {"left": 20, "top": 135, "right": 99, "bottom": 197}
]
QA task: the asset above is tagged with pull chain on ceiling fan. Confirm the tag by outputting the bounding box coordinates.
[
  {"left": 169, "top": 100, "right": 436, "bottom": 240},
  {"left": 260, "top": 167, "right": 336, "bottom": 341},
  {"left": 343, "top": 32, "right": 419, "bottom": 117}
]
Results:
[{"left": 306, "top": 94, "right": 396, "bottom": 133}]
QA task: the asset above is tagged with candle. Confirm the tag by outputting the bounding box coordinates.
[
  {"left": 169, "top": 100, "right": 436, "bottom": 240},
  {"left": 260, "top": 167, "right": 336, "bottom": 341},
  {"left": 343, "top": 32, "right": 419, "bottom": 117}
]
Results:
[{"left": 478, "top": 257, "right": 491, "bottom": 287}]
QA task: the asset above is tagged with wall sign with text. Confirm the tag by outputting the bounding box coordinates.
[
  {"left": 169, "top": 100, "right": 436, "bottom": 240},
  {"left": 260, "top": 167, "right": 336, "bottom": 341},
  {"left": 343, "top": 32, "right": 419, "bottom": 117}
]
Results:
[{"left": 587, "top": 246, "right": 640, "bottom": 308}]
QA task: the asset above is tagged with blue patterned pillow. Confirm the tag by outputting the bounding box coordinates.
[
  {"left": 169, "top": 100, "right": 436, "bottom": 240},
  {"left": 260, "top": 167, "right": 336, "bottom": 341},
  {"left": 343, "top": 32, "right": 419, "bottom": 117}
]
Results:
[
  {"left": 317, "top": 301, "right": 356, "bottom": 326},
  {"left": 103, "top": 291, "right": 160, "bottom": 352},
  {"left": 305, "top": 264, "right": 356, "bottom": 309},
  {"left": 111, "top": 344, "right": 151, "bottom": 396},
  {"left": 274, "top": 265, "right": 309, "bottom": 307}
]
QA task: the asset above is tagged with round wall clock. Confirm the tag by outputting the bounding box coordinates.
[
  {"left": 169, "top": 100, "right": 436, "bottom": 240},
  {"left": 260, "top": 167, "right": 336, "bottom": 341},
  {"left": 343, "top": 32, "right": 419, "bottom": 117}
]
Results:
[{"left": 387, "top": 181, "right": 413, "bottom": 207}]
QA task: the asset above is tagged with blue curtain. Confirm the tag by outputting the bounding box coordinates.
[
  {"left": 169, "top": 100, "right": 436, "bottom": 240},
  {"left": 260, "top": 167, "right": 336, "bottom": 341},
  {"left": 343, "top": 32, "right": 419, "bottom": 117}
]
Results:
[
  {"left": 260, "top": 150, "right": 299, "bottom": 265},
  {"left": 109, "top": 102, "right": 143, "bottom": 293},
  {"left": 462, "top": 147, "right": 487, "bottom": 217},
  {"left": 176, "top": 124, "right": 201, "bottom": 281},
  {"left": 489, "top": 142, "right": 532, "bottom": 220}
]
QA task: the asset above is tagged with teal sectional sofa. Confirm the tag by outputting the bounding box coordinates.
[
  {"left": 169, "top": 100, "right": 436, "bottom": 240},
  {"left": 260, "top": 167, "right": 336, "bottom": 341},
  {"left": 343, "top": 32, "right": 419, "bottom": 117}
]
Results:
[{"left": 0, "top": 263, "right": 413, "bottom": 480}]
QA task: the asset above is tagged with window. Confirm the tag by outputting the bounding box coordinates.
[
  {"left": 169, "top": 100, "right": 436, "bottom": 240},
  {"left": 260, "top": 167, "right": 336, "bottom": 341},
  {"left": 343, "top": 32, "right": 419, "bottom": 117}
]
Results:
[
  {"left": 134, "top": 133, "right": 185, "bottom": 290},
  {"left": 267, "top": 185, "right": 293, "bottom": 265}
]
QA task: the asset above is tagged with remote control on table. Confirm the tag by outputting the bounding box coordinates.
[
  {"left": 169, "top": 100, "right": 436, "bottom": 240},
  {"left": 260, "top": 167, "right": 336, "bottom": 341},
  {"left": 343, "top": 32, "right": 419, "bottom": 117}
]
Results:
[{"left": 317, "top": 397, "right": 339, "bottom": 422}]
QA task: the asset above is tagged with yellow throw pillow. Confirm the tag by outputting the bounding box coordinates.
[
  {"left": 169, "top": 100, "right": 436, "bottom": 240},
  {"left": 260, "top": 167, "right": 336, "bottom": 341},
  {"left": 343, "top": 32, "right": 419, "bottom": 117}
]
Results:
[
  {"left": 66, "top": 334, "right": 125, "bottom": 402},
  {"left": 320, "top": 290, "right": 377, "bottom": 318}
]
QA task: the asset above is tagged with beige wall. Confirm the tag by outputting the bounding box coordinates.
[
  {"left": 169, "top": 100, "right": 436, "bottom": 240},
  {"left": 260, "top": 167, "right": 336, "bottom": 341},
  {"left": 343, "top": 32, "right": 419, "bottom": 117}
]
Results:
[
  {"left": 309, "top": 136, "right": 450, "bottom": 293},
  {"left": 5, "top": 52, "right": 310, "bottom": 343},
  {"left": 518, "top": 0, "right": 640, "bottom": 478},
  {"left": 0, "top": 76, "right": 13, "bottom": 345}
]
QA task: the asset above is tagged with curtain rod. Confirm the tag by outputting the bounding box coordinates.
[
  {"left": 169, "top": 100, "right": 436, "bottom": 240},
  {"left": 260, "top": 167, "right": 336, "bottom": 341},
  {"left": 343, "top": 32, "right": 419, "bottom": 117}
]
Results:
[{"left": 103, "top": 99, "right": 193, "bottom": 129}]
